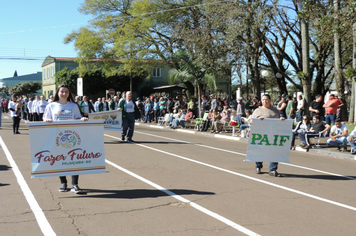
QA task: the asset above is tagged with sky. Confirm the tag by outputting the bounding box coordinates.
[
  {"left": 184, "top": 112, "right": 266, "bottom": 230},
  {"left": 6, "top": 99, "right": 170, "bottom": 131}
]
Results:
[{"left": 0, "top": 0, "right": 93, "bottom": 86}]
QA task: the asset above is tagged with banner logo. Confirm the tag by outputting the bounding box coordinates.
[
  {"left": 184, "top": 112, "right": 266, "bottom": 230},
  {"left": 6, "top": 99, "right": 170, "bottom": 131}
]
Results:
[{"left": 56, "top": 130, "right": 81, "bottom": 148}]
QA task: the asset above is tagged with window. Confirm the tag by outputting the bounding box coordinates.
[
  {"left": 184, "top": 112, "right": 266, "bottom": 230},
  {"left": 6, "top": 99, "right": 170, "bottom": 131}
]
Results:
[
  {"left": 47, "top": 68, "right": 49, "bottom": 79},
  {"left": 152, "top": 68, "right": 161, "bottom": 77},
  {"left": 51, "top": 66, "right": 54, "bottom": 78}
]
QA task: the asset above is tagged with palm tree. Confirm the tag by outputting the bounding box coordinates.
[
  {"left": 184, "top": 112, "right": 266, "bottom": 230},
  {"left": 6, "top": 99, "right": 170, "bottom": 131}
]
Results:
[{"left": 169, "top": 50, "right": 216, "bottom": 118}]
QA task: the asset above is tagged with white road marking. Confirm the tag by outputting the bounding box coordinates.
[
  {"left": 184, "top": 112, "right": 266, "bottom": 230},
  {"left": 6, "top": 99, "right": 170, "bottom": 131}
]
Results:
[
  {"left": 0, "top": 136, "right": 56, "bottom": 236},
  {"left": 105, "top": 159, "right": 260, "bottom": 236},
  {"left": 134, "top": 131, "right": 356, "bottom": 180},
  {"left": 105, "top": 134, "right": 356, "bottom": 212}
]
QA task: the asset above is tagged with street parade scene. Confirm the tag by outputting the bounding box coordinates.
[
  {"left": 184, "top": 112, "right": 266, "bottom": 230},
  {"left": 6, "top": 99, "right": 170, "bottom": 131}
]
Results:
[{"left": 1, "top": 1, "right": 356, "bottom": 236}]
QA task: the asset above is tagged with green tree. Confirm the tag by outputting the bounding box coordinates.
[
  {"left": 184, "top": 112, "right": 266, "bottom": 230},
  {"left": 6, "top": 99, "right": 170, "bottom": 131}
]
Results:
[
  {"left": 9, "top": 81, "right": 42, "bottom": 97},
  {"left": 55, "top": 67, "right": 144, "bottom": 97},
  {"left": 169, "top": 50, "right": 216, "bottom": 118}
]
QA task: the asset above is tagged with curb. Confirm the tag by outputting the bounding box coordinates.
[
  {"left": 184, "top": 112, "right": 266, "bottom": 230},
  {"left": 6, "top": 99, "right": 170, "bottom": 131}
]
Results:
[{"left": 135, "top": 122, "right": 356, "bottom": 161}]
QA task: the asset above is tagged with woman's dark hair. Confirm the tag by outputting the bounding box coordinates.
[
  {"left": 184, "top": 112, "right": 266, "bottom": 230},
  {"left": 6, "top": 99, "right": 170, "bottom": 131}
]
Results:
[
  {"left": 54, "top": 84, "right": 75, "bottom": 103},
  {"left": 246, "top": 109, "right": 252, "bottom": 115}
]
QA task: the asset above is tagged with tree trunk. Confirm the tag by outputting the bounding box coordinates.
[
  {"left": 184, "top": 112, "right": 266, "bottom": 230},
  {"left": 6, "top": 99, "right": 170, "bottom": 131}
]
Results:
[
  {"left": 349, "top": 23, "right": 356, "bottom": 124},
  {"left": 301, "top": 18, "right": 311, "bottom": 115},
  {"left": 253, "top": 56, "right": 261, "bottom": 99},
  {"left": 197, "top": 80, "right": 202, "bottom": 118}
]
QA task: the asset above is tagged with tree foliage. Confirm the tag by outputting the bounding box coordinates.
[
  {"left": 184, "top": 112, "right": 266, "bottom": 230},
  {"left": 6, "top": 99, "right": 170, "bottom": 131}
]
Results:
[
  {"left": 55, "top": 67, "right": 144, "bottom": 97},
  {"left": 6, "top": 81, "right": 42, "bottom": 97}
]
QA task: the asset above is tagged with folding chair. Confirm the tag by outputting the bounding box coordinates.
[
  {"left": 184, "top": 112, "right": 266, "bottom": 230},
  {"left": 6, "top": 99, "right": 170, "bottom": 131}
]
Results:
[
  {"left": 312, "top": 132, "right": 328, "bottom": 148},
  {"left": 192, "top": 112, "right": 209, "bottom": 130}
]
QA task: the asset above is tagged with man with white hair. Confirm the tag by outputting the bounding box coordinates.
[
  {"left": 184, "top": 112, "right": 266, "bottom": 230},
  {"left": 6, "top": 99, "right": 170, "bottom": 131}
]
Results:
[{"left": 94, "top": 98, "right": 101, "bottom": 112}]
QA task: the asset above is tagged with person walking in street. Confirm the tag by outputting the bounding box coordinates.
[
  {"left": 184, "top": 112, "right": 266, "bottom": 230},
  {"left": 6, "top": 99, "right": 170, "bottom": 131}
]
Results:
[
  {"left": 79, "top": 95, "right": 95, "bottom": 118},
  {"left": 250, "top": 94, "right": 286, "bottom": 177},
  {"left": 43, "top": 84, "right": 88, "bottom": 194},
  {"left": 8, "top": 95, "right": 22, "bottom": 134},
  {"left": 36, "top": 95, "right": 48, "bottom": 121},
  {"left": 118, "top": 91, "right": 140, "bottom": 142}
]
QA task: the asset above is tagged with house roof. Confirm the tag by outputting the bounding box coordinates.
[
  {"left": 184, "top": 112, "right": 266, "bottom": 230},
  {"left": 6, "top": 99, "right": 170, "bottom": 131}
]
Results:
[
  {"left": 41, "top": 56, "right": 124, "bottom": 67},
  {"left": 153, "top": 85, "right": 185, "bottom": 91},
  {"left": 1, "top": 72, "right": 42, "bottom": 82}
]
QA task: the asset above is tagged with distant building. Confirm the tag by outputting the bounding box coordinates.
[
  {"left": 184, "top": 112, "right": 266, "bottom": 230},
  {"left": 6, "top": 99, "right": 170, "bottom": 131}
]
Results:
[
  {"left": 0, "top": 72, "right": 42, "bottom": 95},
  {"left": 42, "top": 56, "right": 80, "bottom": 99},
  {"left": 41, "top": 56, "right": 230, "bottom": 99}
]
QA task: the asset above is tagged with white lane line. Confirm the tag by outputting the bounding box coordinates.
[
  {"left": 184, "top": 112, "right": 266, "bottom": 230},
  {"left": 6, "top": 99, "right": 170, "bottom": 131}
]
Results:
[
  {"left": 134, "top": 131, "right": 356, "bottom": 180},
  {"left": 105, "top": 134, "right": 356, "bottom": 212},
  {"left": 105, "top": 159, "right": 260, "bottom": 236},
  {"left": 0, "top": 136, "right": 56, "bottom": 236}
]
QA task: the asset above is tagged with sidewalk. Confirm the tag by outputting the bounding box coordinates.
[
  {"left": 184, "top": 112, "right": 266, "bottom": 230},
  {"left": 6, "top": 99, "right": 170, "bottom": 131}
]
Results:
[{"left": 135, "top": 121, "right": 356, "bottom": 161}]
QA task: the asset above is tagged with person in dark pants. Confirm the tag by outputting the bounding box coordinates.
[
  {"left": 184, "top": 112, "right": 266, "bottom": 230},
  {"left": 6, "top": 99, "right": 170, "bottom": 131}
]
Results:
[
  {"left": 43, "top": 84, "right": 88, "bottom": 194},
  {"left": 118, "top": 91, "right": 141, "bottom": 142},
  {"left": 8, "top": 95, "right": 22, "bottom": 134},
  {"left": 250, "top": 94, "right": 286, "bottom": 177}
]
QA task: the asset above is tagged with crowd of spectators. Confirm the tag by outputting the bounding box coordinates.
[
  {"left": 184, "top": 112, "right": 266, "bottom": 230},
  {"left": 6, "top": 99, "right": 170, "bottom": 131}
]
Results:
[{"left": 1, "top": 91, "right": 355, "bottom": 154}]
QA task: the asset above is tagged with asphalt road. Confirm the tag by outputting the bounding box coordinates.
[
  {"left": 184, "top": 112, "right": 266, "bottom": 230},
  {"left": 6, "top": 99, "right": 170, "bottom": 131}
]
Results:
[{"left": 1, "top": 113, "right": 356, "bottom": 236}]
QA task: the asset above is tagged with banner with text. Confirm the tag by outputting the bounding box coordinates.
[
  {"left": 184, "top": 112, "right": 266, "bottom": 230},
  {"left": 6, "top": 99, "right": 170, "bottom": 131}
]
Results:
[
  {"left": 29, "top": 120, "right": 106, "bottom": 178},
  {"left": 246, "top": 118, "right": 293, "bottom": 163},
  {"left": 89, "top": 110, "right": 122, "bottom": 131}
]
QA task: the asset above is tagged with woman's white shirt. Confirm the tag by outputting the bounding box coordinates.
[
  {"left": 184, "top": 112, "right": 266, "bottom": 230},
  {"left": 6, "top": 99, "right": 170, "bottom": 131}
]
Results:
[
  {"left": 8, "top": 101, "right": 17, "bottom": 117},
  {"left": 36, "top": 100, "right": 48, "bottom": 113},
  {"left": 83, "top": 101, "right": 89, "bottom": 114},
  {"left": 43, "top": 101, "right": 82, "bottom": 121}
]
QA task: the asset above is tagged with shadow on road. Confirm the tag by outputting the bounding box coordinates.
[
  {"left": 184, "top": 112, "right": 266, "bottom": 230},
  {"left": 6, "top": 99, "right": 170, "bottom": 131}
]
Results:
[
  {"left": 0, "top": 183, "right": 10, "bottom": 187},
  {"left": 62, "top": 189, "right": 215, "bottom": 199},
  {"left": 282, "top": 173, "right": 356, "bottom": 180},
  {"left": 0, "top": 165, "right": 12, "bottom": 171},
  {"left": 104, "top": 141, "right": 190, "bottom": 145}
]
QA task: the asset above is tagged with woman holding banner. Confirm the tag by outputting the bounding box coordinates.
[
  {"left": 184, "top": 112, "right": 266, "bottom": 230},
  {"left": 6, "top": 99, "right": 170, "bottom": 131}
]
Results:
[
  {"left": 250, "top": 94, "right": 285, "bottom": 177},
  {"left": 43, "top": 84, "right": 88, "bottom": 194}
]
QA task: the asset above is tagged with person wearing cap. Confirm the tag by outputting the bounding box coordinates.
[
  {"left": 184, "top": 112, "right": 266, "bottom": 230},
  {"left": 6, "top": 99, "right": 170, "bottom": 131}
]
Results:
[{"left": 323, "top": 93, "right": 339, "bottom": 127}]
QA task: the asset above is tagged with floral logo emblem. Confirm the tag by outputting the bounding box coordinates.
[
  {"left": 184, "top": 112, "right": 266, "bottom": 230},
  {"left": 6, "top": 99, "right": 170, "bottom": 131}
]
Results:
[{"left": 59, "top": 133, "right": 77, "bottom": 148}]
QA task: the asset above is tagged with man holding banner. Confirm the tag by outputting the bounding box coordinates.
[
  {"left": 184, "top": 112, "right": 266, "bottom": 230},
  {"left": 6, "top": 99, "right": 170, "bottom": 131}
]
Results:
[{"left": 246, "top": 94, "right": 292, "bottom": 177}]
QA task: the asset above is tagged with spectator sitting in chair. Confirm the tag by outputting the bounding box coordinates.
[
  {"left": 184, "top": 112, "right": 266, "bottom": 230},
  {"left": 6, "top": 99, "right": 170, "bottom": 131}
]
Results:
[
  {"left": 326, "top": 119, "right": 348, "bottom": 152},
  {"left": 291, "top": 115, "right": 311, "bottom": 150},
  {"left": 347, "top": 126, "right": 356, "bottom": 154},
  {"left": 299, "top": 115, "right": 330, "bottom": 149},
  {"left": 171, "top": 109, "right": 187, "bottom": 129}
]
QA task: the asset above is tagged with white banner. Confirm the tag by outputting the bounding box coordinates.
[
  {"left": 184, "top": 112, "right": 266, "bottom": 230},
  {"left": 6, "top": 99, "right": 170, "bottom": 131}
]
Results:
[
  {"left": 89, "top": 110, "right": 122, "bottom": 131},
  {"left": 29, "top": 120, "right": 106, "bottom": 178},
  {"left": 246, "top": 118, "right": 293, "bottom": 163}
]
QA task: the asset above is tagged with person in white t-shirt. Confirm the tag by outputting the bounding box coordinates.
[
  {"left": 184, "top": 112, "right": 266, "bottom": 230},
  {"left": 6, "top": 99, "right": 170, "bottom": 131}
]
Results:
[
  {"left": 36, "top": 96, "right": 48, "bottom": 121},
  {"left": 43, "top": 84, "right": 88, "bottom": 194},
  {"left": 326, "top": 119, "right": 348, "bottom": 152},
  {"left": 32, "top": 95, "right": 40, "bottom": 121}
]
